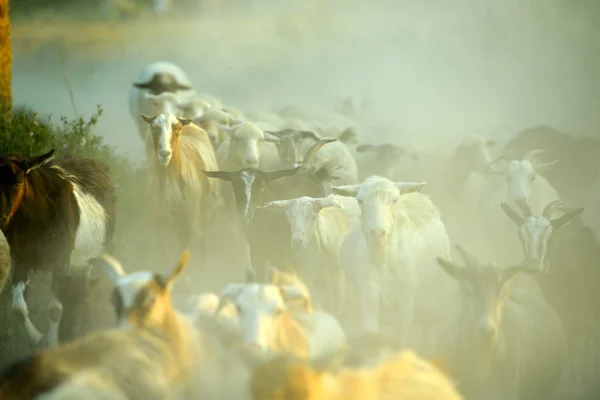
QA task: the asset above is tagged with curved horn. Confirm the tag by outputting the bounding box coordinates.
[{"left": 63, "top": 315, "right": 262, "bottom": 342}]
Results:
[
  {"left": 299, "top": 130, "right": 322, "bottom": 141},
  {"left": 542, "top": 200, "right": 565, "bottom": 219},
  {"left": 301, "top": 139, "right": 335, "bottom": 165},
  {"left": 524, "top": 148, "right": 549, "bottom": 162},
  {"left": 516, "top": 199, "right": 532, "bottom": 218},
  {"left": 455, "top": 244, "right": 479, "bottom": 268},
  {"left": 501, "top": 203, "right": 524, "bottom": 226},
  {"left": 99, "top": 253, "right": 126, "bottom": 283}
]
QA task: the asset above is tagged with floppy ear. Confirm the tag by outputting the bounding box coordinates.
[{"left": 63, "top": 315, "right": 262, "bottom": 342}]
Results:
[
  {"left": 18, "top": 149, "right": 55, "bottom": 174},
  {"left": 203, "top": 170, "right": 233, "bottom": 181},
  {"left": 99, "top": 253, "right": 127, "bottom": 283},
  {"left": 331, "top": 184, "right": 360, "bottom": 198},
  {"left": 165, "top": 250, "right": 191, "bottom": 290},
  {"left": 551, "top": 207, "right": 584, "bottom": 230},
  {"left": 501, "top": 202, "right": 524, "bottom": 226}
]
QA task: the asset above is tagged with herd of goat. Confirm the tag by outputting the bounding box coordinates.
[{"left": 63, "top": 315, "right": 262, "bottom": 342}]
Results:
[{"left": 0, "top": 60, "right": 598, "bottom": 399}]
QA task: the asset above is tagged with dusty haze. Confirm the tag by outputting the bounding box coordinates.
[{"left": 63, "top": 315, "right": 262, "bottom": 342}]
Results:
[{"left": 12, "top": 0, "right": 600, "bottom": 165}]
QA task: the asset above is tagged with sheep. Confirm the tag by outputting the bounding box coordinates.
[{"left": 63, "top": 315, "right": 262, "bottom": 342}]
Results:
[
  {"left": 193, "top": 107, "right": 238, "bottom": 150},
  {"left": 213, "top": 282, "right": 346, "bottom": 361},
  {"left": 501, "top": 200, "right": 600, "bottom": 396},
  {"left": 216, "top": 121, "right": 281, "bottom": 171},
  {"left": 265, "top": 128, "right": 359, "bottom": 187},
  {"left": 435, "top": 245, "right": 566, "bottom": 400},
  {"left": 0, "top": 251, "right": 253, "bottom": 400},
  {"left": 332, "top": 176, "right": 454, "bottom": 356},
  {"left": 140, "top": 113, "right": 221, "bottom": 264},
  {"left": 0, "top": 149, "right": 116, "bottom": 347},
  {"left": 0, "top": 227, "right": 10, "bottom": 294},
  {"left": 129, "top": 61, "right": 195, "bottom": 142},
  {"left": 258, "top": 194, "right": 361, "bottom": 315},
  {"left": 249, "top": 350, "right": 464, "bottom": 400}
]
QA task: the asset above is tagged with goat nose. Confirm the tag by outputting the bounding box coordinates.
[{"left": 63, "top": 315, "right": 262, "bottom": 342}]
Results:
[{"left": 159, "top": 150, "right": 171, "bottom": 158}]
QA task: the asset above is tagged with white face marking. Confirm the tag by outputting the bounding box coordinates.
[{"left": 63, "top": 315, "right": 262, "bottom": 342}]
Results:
[
  {"left": 226, "top": 284, "right": 285, "bottom": 353},
  {"left": 150, "top": 114, "right": 179, "bottom": 166},
  {"left": 505, "top": 160, "right": 536, "bottom": 204},
  {"left": 230, "top": 127, "right": 264, "bottom": 169},
  {"left": 356, "top": 181, "right": 399, "bottom": 245},
  {"left": 113, "top": 271, "right": 155, "bottom": 327},
  {"left": 519, "top": 216, "right": 552, "bottom": 265},
  {"left": 285, "top": 198, "right": 318, "bottom": 249},
  {"left": 70, "top": 181, "right": 108, "bottom": 267},
  {"left": 240, "top": 171, "right": 256, "bottom": 220}
]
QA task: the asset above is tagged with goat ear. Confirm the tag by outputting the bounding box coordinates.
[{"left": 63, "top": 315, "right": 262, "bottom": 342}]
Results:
[
  {"left": 133, "top": 81, "right": 151, "bottom": 89},
  {"left": 264, "top": 167, "right": 300, "bottom": 182},
  {"left": 501, "top": 202, "right": 524, "bottom": 226},
  {"left": 436, "top": 257, "right": 465, "bottom": 281},
  {"left": 259, "top": 200, "right": 289, "bottom": 212},
  {"left": 331, "top": 184, "right": 360, "bottom": 198},
  {"left": 177, "top": 118, "right": 192, "bottom": 126},
  {"left": 99, "top": 253, "right": 127, "bottom": 283},
  {"left": 396, "top": 181, "right": 427, "bottom": 194},
  {"left": 263, "top": 131, "right": 281, "bottom": 142},
  {"left": 535, "top": 159, "right": 558, "bottom": 173},
  {"left": 203, "top": 170, "right": 232, "bottom": 181},
  {"left": 141, "top": 114, "right": 157, "bottom": 124},
  {"left": 19, "top": 149, "right": 55, "bottom": 174},
  {"left": 166, "top": 250, "right": 190, "bottom": 289},
  {"left": 175, "top": 82, "right": 193, "bottom": 91},
  {"left": 551, "top": 207, "right": 584, "bottom": 230}
]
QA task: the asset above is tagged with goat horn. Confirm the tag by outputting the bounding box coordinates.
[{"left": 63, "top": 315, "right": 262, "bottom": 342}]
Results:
[
  {"left": 542, "top": 200, "right": 565, "bottom": 218},
  {"left": 524, "top": 148, "right": 549, "bottom": 162},
  {"left": 488, "top": 155, "right": 507, "bottom": 166},
  {"left": 455, "top": 244, "right": 479, "bottom": 268},
  {"left": 516, "top": 199, "right": 532, "bottom": 218},
  {"left": 301, "top": 139, "right": 332, "bottom": 165}
]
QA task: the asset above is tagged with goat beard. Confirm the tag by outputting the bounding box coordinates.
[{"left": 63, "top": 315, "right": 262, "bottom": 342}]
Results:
[{"left": 367, "top": 239, "right": 389, "bottom": 268}]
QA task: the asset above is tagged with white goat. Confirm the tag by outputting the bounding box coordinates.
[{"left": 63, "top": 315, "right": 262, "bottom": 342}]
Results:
[
  {"left": 213, "top": 282, "right": 346, "bottom": 361},
  {"left": 141, "top": 113, "right": 221, "bottom": 260},
  {"left": 128, "top": 62, "right": 195, "bottom": 142},
  {"left": 474, "top": 151, "right": 560, "bottom": 264},
  {"left": 258, "top": 194, "right": 361, "bottom": 314},
  {"left": 332, "top": 176, "right": 454, "bottom": 356}
]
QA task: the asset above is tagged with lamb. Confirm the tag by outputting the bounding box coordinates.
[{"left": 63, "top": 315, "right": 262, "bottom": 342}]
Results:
[
  {"left": 213, "top": 282, "right": 346, "bottom": 360},
  {"left": 141, "top": 113, "right": 222, "bottom": 263},
  {"left": 258, "top": 194, "right": 361, "bottom": 315},
  {"left": 435, "top": 245, "right": 566, "bottom": 400},
  {"left": 128, "top": 61, "right": 195, "bottom": 142},
  {"left": 0, "top": 149, "right": 116, "bottom": 346},
  {"left": 249, "top": 350, "right": 463, "bottom": 400},
  {"left": 332, "top": 176, "right": 454, "bottom": 357}
]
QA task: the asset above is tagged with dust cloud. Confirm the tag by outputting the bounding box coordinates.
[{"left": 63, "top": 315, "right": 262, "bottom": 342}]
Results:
[{"left": 12, "top": 0, "right": 600, "bottom": 164}]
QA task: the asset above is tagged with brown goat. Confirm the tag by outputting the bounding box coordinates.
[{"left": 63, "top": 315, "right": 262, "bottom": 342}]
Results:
[{"left": 0, "top": 149, "right": 116, "bottom": 346}]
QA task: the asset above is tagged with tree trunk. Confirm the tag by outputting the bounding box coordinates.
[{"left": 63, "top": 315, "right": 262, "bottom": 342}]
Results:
[{"left": 0, "top": 0, "right": 11, "bottom": 110}]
